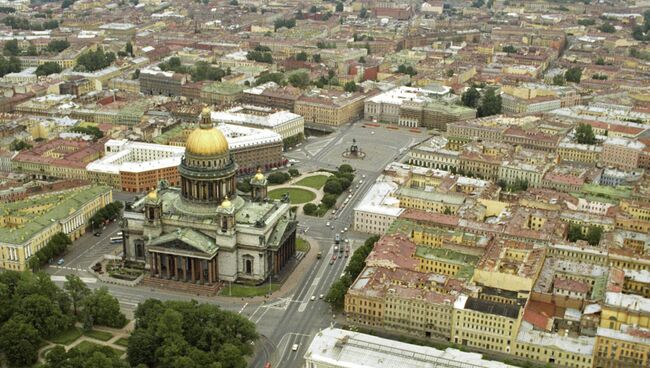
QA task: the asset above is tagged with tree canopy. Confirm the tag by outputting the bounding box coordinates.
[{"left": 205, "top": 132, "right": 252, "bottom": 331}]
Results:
[
  {"left": 127, "top": 300, "right": 257, "bottom": 368},
  {"left": 565, "top": 67, "right": 582, "bottom": 83},
  {"left": 74, "top": 48, "right": 116, "bottom": 72},
  {"left": 461, "top": 87, "right": 481, "bottom": 108},
  {"left": 574, "top": 123, "right": 595, "bottom": 145},
  {"left": 35, "top": 62, "right": 62, "bottom": 76},
  {"left": 0, "top": 55, "right": 21, "bottom": 77},
  {"left": 477, "top": 88, "right": 502, "bottom": 117}
]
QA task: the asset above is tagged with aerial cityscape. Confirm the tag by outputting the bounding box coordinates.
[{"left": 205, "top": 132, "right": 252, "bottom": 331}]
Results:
[{"left": 0, "top": 0, "right": 649, "bottom": 367}]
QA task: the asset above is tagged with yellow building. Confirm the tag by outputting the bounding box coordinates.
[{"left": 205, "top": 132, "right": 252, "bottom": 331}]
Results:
[
  {"left": 595, "top": 326, "right": 650, "bottom": 368},
  {"left": 414, "top": 246, "right": 477, "bottom": 280},
  {"left": 395, "top": 187, "right": 465, "bottom": 214},
  {"left": 295, "top": 91, "right": 366, "bottom": 127},
  {"left": 558, "top": 141, "right": 602, "bottom": 164},
  {"left": 473, "top": 242, "right": 546, "bottom": 293},
  {"left": 451, "top": 295, "right": 522, "bottom": 354},
  {"left": 619, "top": 200, "right": 650, "bottom": 221},
  {"left": 0, "top": 186, "right": 113, "bottom": 271},
  {"left": 513, "top": 321, "right": 594, "bottom": 368},
  {"left": 600, "top": 292, "right": 650, "bottom": 330}
]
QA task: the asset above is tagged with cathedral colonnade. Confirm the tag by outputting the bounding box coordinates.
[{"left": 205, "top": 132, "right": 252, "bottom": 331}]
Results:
[{"left": 148, "top": 251, "right": 218, "bottom": 284}]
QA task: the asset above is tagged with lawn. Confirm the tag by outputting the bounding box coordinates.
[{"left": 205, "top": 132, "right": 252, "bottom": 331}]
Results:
[
  {"left": 84, "top": 329, "right": 113, "bottom": 342},
  {"left": 296, "top": 238, "right": 310, "bottom": 252},
  {"left": 75, "top": 341, "right": 124, "bottom": 356},
  {"left": 295, "top": 175, "right": 329, "bottom": 189},
  {"left": 114, "top": 338, "right": 129, "bottom": 348},
  {"left": 268, "top": 188, "right": 315, "bottom": 204},
  {"left": 218, "top": 283, "right": 280, "bottom": 297},
  {"left": 49, "top": 327, "right": 82, "bottom": 345}
]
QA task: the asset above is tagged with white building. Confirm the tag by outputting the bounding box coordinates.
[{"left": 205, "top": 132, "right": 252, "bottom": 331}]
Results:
[
  {"left": 211, "top": 105, "right": 304, "bottom": 141},
  {"left": 353, "top": 179, "right": 403, "bottom": 235},
  {"left": 364, "top": 86, "right": 450, "bottom": 124},
  {"left": 304, "top": 327, "right": 518, "bottom": 368},
  {"left": 2, "top": 67, "right": 38, "bottom": 84}
]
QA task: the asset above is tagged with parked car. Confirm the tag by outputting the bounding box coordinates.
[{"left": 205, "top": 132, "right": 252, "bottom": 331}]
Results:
[
  {"left": 57, "top": 258, "right": 64, "bottom": 265},
  {"left": 292, "top": 344, "right": 299, "bottom": 351}
]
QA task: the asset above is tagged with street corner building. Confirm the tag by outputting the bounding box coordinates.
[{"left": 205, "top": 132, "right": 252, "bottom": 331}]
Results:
[{"left": 121, "top": 108, "right": 297, "bottom": 291}]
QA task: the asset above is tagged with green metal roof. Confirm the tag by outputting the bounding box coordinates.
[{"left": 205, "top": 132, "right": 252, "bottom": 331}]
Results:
[{"left": 0, "top": 185, "right": 112, "bottom": 245}]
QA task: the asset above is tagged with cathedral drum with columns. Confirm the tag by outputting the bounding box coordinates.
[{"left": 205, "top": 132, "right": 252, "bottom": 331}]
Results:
[{"left": 121, "top": 108, "right": 297, "bottom": 287}]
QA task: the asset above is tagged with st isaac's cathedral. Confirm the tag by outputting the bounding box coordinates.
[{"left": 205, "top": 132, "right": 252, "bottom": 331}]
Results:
[{"left": 122, "top": 108, "right": 297, "bottom": 288}]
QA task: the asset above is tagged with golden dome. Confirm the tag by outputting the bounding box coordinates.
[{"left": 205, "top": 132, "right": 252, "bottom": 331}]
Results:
[
  {"left": 202, "top": 107, "right": 211, "bottom": 115},
  {"left": 221, "top": 196, "right": 232, "bottom": 208},
  {"left": 254, "top": 169, "right": 264, "bottom": 181},
  {"left": 185, "top": 126, "right": 229, "bottom": 156},
  {"left": 147, "top": 190, "right": 157, "bottom": 200}
]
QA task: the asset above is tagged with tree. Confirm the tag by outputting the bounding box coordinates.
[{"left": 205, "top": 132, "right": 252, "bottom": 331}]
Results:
[
  {"left": 125, "top": 41, "right": 134, "bottom": 57},
  {"left": 339, "top": 164, "right": 354, "bottom": 173},
  {"left": 502, "top": 45, "right": 517, "bottom": 53},
  {"left": 358, "top": 56, "right": 365, "bottom": 64},
  {"left": 359, "top": 7, "right": 368, "bottom": 18},
  {"left": 64, "top": 274, "right": 90, "bottom": 316},
  {"left": 574, "top": 123, "right": 595, "bottom": 145},
  {"left": 477, "top": 88, "right": 501, "bottom": 117},
  {"left": 288, "top": 168, "right": 300, "bottom": 177},
  {"left": 295, "top": 51, "right": 307, "bottom": 61},
  {"left": 9, "top": 138, "right": 31, "bottom": 151},
  {"left": 397, "top": 64, "right": 417, "bottom": 76},
  {"left": 47, "top": 39, "right": 70, "bottom": 53},
  {"left": 302, "top": 203, "right": 318, "bottom": 215},
  {"left": 3, "top": 38, "right": 19, "bottom": 56},
  {"left": 267, "top": 172, "right": 290, "bottom": 184},
  {"left": 324, "top": 179, "right": 342, "bottom": 195},
  {"left": 62, "top": 0, "right": 75, "bottom": 8},
  {"left": 288, "top": 71, "right": 310, "bottom": 88},
  {"left": 586, "top": 226, "right": 603, "bottom": 246},
  {"left": 565, "top": 67, "right": 582, "bottom": 83},
  {"left": 321, "top": 194, "right": 338, "bottom": 208},
  {"left": 598, "top": 22, "right": 615, "bottom": 33},
  {"left": 35, "top": 61, "right": 62, "bottom": 76},
  {"left": 344, "top": 81, "right": 358, "bottom": 92},
  {"left": 0, "top": 316, "right": 40, "bottom": 367},
  {"left": 595, "top": 57, "right": 605, "bottom": 65},
  {"left": 335, "top": 1, "right": 343, "bottom": 12},
  {"left": 133, "top": 68, "right": 140, "bottom": 79},
  {"left": 552, "top": 74, "right": 566, "bottom": 86},
  {"left": 74, "top": 48, "right": 115, "bottom": 72},
  {"left": 577, "top": 18, "right": 596, "bottom": 26},
  {"left": 312, "top": 53, "right": 321, "bottom": 63},
  {"left": 324, "top": 275, "right": 351, "bottom": 309},
  {"left": 236, "top": 180, "right": 251, "bottom": 193},
  {"left": 567, "top": 224, "right": 583, "bottom": 242},
  {"left": 461, "top": 87, "right": 480, "bottom": 108},
  {"left": 82, "top": 287, "right": 127, "bottom": 328}
]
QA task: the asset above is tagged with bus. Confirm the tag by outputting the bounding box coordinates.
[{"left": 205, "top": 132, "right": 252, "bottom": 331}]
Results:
[{"left": 109, "top": 236, "right": 122, "bottom": 244}]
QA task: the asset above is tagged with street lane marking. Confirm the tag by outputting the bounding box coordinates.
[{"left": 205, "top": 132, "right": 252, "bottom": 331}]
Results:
[
  {"left": 238, "top": 303, "right": 248, "bottom": 315},
  {"left": 50, "top": 275, "right": 97, "bottom": 283}
]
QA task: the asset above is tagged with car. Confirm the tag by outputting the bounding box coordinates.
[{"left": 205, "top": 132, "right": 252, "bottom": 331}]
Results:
[
  {"left": 319, "top": 294, "right": 324, "bottom": 299},
  {"left": 57, "top": 258, "right": 64, "bottom": 265},
  {"left": 93, "top": 232, "right": 101, "bottom": 237},
  {"left": 344, "top": 227, "right": 348, "bottom": 232},
  {"left": 334, "top": 245, "right": 339, "bottom": 252},
  {"left": 341, "top": 272, "right": 346, "bottom": 278},
  {"left": 371, "top": 131, "right": 375, "bottom": 135},
  {"left": 340, "top": 230, "right": 345, "bottom": 234},
  {"left": 344, "top": 239, "right": 349, "bottom": 243},
  {"left": 317, "top": 251, "right": 322, "bottom": 259},
  {"left": 362, "top": 174, "right": 366, "bottom": 178},
  {"left": 310, "top": 296, "right": 316, "bottom": 301},
  {"left": 332, "top": 254, "right": 337, "bottom": 261},
  {"left": 292, "top": 344, "right": 299, "bottom": 351},
  {"left": 330, "top": 225, "right": 334, "bottom": 230},
  {"left": 332, "top": 210, "right": 336, "bottom": 214},
  {"left": 326, "top": 221, "right": 330, "bottom": 226},
  {"left": 359, "top": 180, "right": 363, "bottom": 184}
]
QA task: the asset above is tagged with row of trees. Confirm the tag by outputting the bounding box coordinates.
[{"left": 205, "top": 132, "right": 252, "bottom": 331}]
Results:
[
  {"left": 159, "top": 58, "right": 230, "bottom": 82},
  {"left": 460, "top": 87, "right": 502, "bottom": 117},
  {"left": 274, "top": 17, "right": 296, "bottom": 31},
  {"left": 304, "top": 165, "right": 354, "bottom": 216},
  {"left": 70, "top": 125, "right": 104, "bottom": 140},
  {"left": 27, "top": 232, "right": 71, "bottom": 270},
  {"left": 74, "top": 48, "right": 116, "bottom": 72},
  {"left": 397, "top": 64, "right": 417, "bottom": 76},
  {"left": 246, "top": 49, "right": 273, "bottom": 63},
  {"left": 2, "top": 16, "right": 58, "bottom": 30},
  {"left": 0, "top": 55, "right": 20, "bottom": 77},
  {"left": 88, "top": 201, "right": 123, "bottom": 230},
  {"left": 35, "top": 62, "right": 62, "bottom": 76},
  {"left": 567, "top": 224, "right": 603, "bottom": 246},
  {"left": 0, "top": 272, "right": 127, "bottom": 367},
  {"left": 9, "top": 138, "right": 31, "bottom": 151},
  {"left": 127, "top": 300, "right": 257, "bottom": 368},
  {"left": 325, "top": 235, "right": 380, "bottom": 309}
]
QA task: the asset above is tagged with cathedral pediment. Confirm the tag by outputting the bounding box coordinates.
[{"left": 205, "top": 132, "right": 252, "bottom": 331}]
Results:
[{"left": 147, "top": 228, "right": 218, "bottom": 258}]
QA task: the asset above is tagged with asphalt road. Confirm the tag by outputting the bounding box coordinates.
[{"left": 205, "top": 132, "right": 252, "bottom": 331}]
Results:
[{"left": 44, "top": 120, "right": 429, "bottom": 368}]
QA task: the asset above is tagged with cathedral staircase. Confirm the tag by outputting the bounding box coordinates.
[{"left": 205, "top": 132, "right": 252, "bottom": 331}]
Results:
[{"left": 142, "top": 276, "right": 223, "bottom": 297}]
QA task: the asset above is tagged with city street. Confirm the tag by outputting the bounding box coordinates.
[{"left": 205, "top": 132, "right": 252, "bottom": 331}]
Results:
[{"left": 44, "top": 120, "right": 428, "bottom": 368}]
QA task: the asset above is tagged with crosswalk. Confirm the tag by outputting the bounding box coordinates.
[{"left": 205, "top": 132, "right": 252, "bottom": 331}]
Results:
[{"left": 50, "top": 265, "right": 87, "bottom": 273}]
